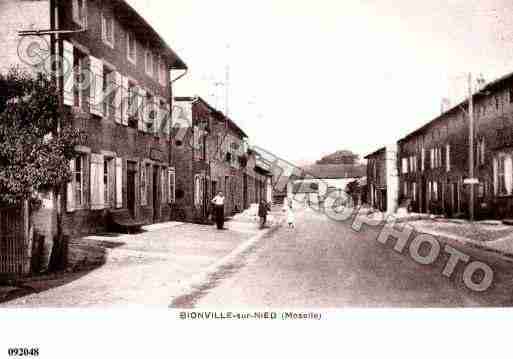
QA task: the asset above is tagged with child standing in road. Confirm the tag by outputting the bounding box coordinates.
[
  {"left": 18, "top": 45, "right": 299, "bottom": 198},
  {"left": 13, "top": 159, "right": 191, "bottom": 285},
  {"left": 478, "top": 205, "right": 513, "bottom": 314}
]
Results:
[{"left": 286, "top": 205, "right": 295, "bottom": 228}]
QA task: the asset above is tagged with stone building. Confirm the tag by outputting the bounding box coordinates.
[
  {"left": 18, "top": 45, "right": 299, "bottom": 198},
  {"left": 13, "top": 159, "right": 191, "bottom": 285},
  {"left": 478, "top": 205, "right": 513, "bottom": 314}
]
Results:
[
  {"left": 397, "top": 71, "right": 513, "bottom": 219},
  {"left": 172, "top": 97, "right": 271, "bottom": 222},
  {"left": 365, "top": 145, "right": 399, "bottom": 214},
  {"left": 365, "top": 148, "right": 387, "bottom": 212},
  {"left": 1, "top": 0, "right": 187, "bottom": 242}
]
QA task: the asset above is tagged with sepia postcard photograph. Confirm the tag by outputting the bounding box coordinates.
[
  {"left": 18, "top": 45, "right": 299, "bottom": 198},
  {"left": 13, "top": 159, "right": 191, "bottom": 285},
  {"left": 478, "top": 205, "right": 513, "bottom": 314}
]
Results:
[{"left": 1, "top": 0, "right": 513, "bottom": 357}]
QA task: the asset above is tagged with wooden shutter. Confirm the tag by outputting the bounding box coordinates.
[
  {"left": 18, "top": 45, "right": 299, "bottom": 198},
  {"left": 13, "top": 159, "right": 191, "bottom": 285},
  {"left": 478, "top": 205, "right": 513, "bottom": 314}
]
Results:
[
  {"left": 90, "top": 154, "right": 105, "bottom": 210},
  {"left": 161, "top": 169, "right": 167, "bottom": 203},
  {"left": 115, "top": 157, "right": 123, "bottom": 208},
  {"left": 137, "top": 87, "right": 145, "bottom": 131},
  {"left": 121, "top": 76, "right": 129, "bottom": 126},
  {"left": 63, "top": 41, "right": 74, "bottom": 106},
  {"left": 506, "top": 155, "right": 513, "bottom": 195},
  {"left": 66, "top": 158, "right": 76, "bottom": 212},
  {"left": 114, "top": 72, "right": 122, "bottom": 124},
  {"left": 89, "top": 56, "right": 103, "bottom": 117}
]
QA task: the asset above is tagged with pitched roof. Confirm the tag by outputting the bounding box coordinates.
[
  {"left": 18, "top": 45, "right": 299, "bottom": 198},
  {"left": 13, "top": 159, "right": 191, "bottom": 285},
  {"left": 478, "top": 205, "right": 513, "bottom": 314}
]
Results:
[
  {"left": 116, "top": 0, "right": 187, "bottom": 70},
  {"left": 399, "top": 70, "right": 513, "bottom": 144},
  {"left": 301, "top": 164, "right": 366, "bottom": 179}
]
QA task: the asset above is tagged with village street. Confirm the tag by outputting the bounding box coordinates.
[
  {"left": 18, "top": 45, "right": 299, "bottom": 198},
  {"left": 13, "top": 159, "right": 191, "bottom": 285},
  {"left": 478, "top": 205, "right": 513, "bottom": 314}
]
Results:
[
  {"left": 174, "top": 207, "right": 513, "bottom": 308},
  {"left": 2, "top": 205, "right": 513, "bottom": 308}
]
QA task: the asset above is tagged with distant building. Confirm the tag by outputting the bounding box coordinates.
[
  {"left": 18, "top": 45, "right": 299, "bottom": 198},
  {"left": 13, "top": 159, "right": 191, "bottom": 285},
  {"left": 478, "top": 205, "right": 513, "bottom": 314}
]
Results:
[
  {"left": 364, "top": 145, "right": 399, "bottom": 214},
  {"left": 172, "top": 97, "right": 271, "bottom": 222},
  {"left": 287, "top": 164, "right": 366, "bottom": 207}
]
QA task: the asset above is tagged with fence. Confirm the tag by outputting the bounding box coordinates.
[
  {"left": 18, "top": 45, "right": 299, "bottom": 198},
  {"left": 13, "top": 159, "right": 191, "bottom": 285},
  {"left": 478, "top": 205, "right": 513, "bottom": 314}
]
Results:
[{"left": 0, "top": 206, "right": 27, "bottom": 276}]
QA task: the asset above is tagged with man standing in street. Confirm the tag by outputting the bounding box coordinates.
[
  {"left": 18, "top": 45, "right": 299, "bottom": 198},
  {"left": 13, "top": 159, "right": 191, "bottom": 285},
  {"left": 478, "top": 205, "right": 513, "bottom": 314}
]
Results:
[
  {"left": 258, "top": 199, "right": 270, "bottom": 229},
  {"left": 211, "top": 191, "right": 225, "bottom": 230}
]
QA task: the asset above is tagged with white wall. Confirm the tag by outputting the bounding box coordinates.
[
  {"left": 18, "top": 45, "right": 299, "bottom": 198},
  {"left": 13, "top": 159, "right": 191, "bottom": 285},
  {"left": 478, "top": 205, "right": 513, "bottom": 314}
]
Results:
[
  {"left": 386, "top": 144, "right": 399, "bottom": 214},
  {"left": 0, "top": 0, "right": 50, "bottom": 74}
]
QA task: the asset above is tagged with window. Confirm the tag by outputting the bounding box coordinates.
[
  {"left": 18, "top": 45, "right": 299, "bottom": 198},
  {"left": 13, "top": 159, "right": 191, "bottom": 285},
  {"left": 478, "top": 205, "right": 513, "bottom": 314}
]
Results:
[
  {"left": 74, "top": 155, "right": 85, "bottom": 206},
  {"left": 103, "top": 158, "right": 113, "bottom": 206},
  {"left": 402, "top": 158, "right": 408, "bottom": 174},
  {"left": 127, "top": 81, "right": 138, "bottom": 128},
  {"left": 159, "top": 55, "right": 167, "bottom": 86},
  {"left": 403, "top": 182, "right": 408, "bottom": 197},
  {"left": 495, "top": 95, "right": 500, "bottom": 111},
  {"left": 127, "top": 31, "right": 137, "bottom": 64},
  {"left": 412, "top": 182, "right": 417, "bottom": 201},
  {"left": 73, "top": 50, "right": 87, "bottom": 109},
  {"left": 101, "top": 12, "right": 114, "bottom": 48},
  {"left": 510, "top": 87, "right": 513, "bottom": 104},
  {"left": 145, "top": 45, "right": 153, "bottom": 76},
  {"left": 479, "top": 181, "right": 486, "bottom": 198},
  {"left": 103, "top": 67, "right": 114, "bottom": 118},
  {"left": 145, "top": 92, "right": 156, "bottom": 133},
  {"left": 421, "top": 148, "right": 425, "bottom": 172},
  {"left": 477, "top": 138, "right": 486, "bottom": 165},
  {"left": 72, "top": 0, "right": 87, "bottom": 27},
  {"left": 168, "top": 168, "right": 176, "bottom": 203},
  {"left": 497, "top": 155, "right": 508, "bottom": 196}
]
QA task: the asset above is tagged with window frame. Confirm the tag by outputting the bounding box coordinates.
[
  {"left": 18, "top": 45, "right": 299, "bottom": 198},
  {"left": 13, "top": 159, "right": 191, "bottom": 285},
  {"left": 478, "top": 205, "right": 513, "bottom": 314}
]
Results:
[
  {"left": 101, "top": 11, "right": 115, "bottom": 48},
  {"left": 145, "top": 45, "right": 154, "bottom": 77},
  {"left": 127, "top": 31, "right": 137, "bottom": 65},
  {"left": 73, "top": 0, "right": 87, "bottom": 27}
]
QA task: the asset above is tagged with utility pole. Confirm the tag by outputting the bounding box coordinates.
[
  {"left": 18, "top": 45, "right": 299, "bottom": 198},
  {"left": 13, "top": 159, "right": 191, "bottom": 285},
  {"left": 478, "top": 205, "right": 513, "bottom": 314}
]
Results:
[{"left": 468, "top": 72, "right": 475, "bottom": 223}]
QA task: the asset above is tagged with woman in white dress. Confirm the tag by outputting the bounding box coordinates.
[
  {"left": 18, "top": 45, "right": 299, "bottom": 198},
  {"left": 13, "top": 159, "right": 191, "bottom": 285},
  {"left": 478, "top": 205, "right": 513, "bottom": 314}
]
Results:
[{"left": 285, "top": 204, "right": 295, "bottom": 228}]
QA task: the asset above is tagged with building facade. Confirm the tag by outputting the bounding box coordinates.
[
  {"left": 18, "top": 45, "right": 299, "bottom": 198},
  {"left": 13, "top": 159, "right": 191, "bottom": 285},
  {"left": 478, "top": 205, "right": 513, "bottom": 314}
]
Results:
[
  {"left": 365, "top": 148, "right": 387, "bottom": 212},
  {"left": 365, "top": 145, "right": 399, "bottom": 214},
  {"left": 397, "top": 72, "right": 513, "bottom": 220},
  {"left": 172, "top": 97, "right": 271, "bottom": 223},
  {"left": 3, "top": 0, "right": 187, "bottom": 241}
]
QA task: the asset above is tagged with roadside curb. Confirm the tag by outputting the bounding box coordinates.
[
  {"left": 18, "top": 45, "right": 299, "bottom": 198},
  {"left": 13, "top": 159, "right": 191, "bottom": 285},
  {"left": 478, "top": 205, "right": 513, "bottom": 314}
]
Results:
[
  {"left": 411, "top": 227, "right": 513, "bottom": 263},
  {"left": 169, "top": 219, "right": 283, "bottom": 307}
]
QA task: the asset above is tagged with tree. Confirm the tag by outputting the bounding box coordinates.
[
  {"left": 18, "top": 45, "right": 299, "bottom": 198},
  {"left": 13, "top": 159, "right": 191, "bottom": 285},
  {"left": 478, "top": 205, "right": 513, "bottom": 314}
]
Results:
[
  {"left": 0, "top": 67, "right": 81, "bottom": 270},
  {"left": 316, "top": 150, "right": 359, "bottom": 165}
]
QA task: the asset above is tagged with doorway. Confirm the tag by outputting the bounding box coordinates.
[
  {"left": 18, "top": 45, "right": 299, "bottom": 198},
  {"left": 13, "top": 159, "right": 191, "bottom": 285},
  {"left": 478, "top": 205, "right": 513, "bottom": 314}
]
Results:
[
  {"left": 243, "top": 174, "right": 248, "bottom": 210},
  {"left": 126, "top": 162, "right": 137, "bottom": 219},
  {"left": 153, "top": 166, "right": 159, "bottom": 222}
]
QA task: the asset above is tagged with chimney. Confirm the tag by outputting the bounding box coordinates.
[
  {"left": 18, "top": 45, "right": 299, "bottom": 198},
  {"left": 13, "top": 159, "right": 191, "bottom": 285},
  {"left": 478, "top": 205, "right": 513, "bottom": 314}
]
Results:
[{"left": 441, "top": 97, "right": 451, "bottom": 114}]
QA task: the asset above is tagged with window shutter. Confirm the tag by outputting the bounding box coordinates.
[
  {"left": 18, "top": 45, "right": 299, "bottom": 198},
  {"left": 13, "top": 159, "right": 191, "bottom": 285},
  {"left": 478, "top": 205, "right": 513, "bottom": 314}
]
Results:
[
  {"left": 67, "top": 159, "right": 76, "bottom": 212},
  {"left": 506, "top": 155, "right": 513, "bottom": 195},
  {"left": 161, "top": 169, "right": 167, "bottom": 204},
  {"left": 168, "top": 169, "right": 175, "bottom": 204},
  {"left": 63, "top": 41, "right": 74, "bottom": 106},
  {"left": 121, "top": 76, "right": 129, "bottom": 126},
  {"left": 115, "top": 157, "right": 123, "bottom": 208},
  {"left": 446, "top": 144, "right": 451, "bottom": 172},
  {"left": 113, "top": 72, "right": 122, "bottom": 124},
  {"left": 89, "top": 56, "right": 103, "bottom": 117},
  {"left": 90, "top": 154, "right": 105, "bottom": 210},
  {"left": 154, "top": 97, "right": 162, "bottom": 136},
  {"left": 493, "top": 157, "right": 498, "bottom": 196},
  {"left": 72, "top": 0, "right": 80, "bottom": 24},
  {"left": 138, "top": 87, "right": 145, "bottom": 131}
]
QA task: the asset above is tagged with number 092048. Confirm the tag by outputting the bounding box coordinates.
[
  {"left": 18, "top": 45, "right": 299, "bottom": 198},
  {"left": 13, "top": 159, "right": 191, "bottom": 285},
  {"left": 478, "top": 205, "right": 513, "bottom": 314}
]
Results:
[{"left": 8, "top": 348, "right": 39, "bottom": 357}]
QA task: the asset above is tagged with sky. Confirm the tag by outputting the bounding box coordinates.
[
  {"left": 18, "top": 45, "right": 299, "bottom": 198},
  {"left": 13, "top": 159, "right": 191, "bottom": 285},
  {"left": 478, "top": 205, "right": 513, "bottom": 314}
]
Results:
[{"left": 127, "top": 0, "right": 513, "bottom": 165}]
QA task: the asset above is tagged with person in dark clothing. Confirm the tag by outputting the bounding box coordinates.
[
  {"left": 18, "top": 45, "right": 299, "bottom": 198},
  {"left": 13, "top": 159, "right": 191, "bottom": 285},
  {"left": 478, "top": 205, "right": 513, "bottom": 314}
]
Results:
[
  {"left": 258, "top": 200, "right": 270, "bottom": 229},
  {"left": 211, "top": 191, "right": 225, "bottom": 230}
]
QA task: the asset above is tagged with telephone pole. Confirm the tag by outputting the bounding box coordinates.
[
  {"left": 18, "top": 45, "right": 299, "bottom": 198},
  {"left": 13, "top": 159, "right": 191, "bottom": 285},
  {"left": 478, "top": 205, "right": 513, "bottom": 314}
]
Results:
[{"left": 468, "top": 72, "right": 475, "bottom": 222}]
